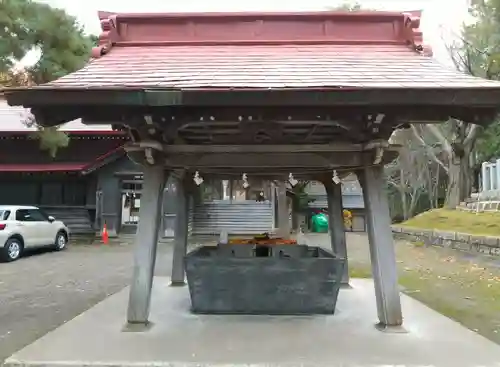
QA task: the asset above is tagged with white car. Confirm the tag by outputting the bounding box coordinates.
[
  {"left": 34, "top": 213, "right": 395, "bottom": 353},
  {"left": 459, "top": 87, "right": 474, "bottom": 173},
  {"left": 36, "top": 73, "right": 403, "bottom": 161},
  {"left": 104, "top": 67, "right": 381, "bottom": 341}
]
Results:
[{"left": 0, "top": 206, "right": 70, "bottom": 262}]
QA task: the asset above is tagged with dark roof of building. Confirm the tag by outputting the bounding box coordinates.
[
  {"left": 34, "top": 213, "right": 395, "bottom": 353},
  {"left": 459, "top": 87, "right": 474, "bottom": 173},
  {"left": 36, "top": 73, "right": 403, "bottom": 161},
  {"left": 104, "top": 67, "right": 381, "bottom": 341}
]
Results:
[
  {"left": 0, "top": 130, "right": 126, "bottom": 174},
  {"left": 0, "top": 163, "right": 90, "bottom": 172}
]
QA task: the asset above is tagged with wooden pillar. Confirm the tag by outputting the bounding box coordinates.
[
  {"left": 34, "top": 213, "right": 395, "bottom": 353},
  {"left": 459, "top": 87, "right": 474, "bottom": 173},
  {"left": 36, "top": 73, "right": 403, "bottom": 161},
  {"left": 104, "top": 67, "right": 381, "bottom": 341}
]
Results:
[
  {"left": 99, "top": 175, "right": 121, "bottom": 237},
  {"left": 358, "top": 166, "right": 403, "bottom": 329},
  {"left": 160, "top": 177, "right": 178, "bottom": 238},
  {"left": 276, "top": 181, "right": 290, "bottom": 238},
  {"left": 222, "top": 180, "right": 229, "bottom": 200},
  {"left": 229, "top": 179, "right": 234, "bottom": 201},
  {"left": 271, "top": 181, "right": 277, "bottom": 230},
  {"left": 127, "top": 165, "right": 167, "bottom": 325},
  {"left": 323, "top": 179, "right": 349, "bottom": 285},
  {"left": 171, "top": 173, "right": 189, "bottom": 286}
]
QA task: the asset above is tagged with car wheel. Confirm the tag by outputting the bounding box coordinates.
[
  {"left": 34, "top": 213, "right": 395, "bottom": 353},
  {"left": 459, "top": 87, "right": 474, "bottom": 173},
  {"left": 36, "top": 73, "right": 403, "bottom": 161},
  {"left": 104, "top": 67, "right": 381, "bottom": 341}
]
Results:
[
  {"left": 1, "top": 238, "right": 23, "bottom": 262},
  {"left": 54, "top": 231, "right": 68, "bottom": 251}
]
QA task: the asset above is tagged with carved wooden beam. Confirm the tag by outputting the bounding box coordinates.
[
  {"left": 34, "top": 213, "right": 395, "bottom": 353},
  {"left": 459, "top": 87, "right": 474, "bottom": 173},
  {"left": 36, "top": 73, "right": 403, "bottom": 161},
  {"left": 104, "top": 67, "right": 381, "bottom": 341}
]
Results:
[
  {"left": 123, "top": 141, "right": 399, "bottom": 171},
  {"left": 159, "top": 143, "right": 364, "bottom": 154}
]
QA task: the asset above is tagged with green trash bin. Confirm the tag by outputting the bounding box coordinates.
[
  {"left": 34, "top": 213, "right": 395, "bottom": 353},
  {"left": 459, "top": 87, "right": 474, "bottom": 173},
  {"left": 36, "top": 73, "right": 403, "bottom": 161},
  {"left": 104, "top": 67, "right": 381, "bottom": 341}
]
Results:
[{"left": 311, "top": 212, "right": 329, "bottom": 233}]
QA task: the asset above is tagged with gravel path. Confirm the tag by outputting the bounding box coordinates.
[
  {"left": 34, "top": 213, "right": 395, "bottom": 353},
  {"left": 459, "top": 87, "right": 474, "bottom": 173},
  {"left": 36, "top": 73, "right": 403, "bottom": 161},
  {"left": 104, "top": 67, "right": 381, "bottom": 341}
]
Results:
[{"left": 0, "top": 242, "right": 181, "bottom": 362}]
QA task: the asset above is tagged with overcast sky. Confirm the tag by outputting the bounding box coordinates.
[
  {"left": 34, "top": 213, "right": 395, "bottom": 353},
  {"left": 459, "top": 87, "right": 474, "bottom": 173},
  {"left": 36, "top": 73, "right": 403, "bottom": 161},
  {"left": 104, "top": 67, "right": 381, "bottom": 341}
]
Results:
[{"left": 28, "top": 0, "right": 471, "bottom": 66}]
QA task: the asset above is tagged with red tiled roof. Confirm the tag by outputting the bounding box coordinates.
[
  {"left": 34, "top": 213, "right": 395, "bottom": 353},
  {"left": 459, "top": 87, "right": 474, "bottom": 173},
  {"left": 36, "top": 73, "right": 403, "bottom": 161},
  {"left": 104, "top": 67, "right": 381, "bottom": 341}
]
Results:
[
  {"left": 38, "top": 11, "right": 499, "bottom": 91},
  {"left": 47, "top": 44, "right": 497, "bottom": 89}
]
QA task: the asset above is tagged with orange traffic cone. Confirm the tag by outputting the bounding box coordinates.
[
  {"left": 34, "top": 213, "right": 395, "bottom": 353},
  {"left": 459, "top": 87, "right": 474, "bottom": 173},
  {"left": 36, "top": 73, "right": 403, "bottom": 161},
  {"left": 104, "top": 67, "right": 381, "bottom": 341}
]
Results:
[{"left": 102, "top": 223, "right": 109, "bottom": 245}]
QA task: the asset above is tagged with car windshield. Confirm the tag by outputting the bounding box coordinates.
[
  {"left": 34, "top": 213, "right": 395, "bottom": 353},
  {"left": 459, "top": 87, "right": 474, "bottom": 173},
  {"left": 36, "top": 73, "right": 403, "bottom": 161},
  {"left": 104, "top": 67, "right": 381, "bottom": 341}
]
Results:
[
  {"left": 37, "top": 209, "right": 50, "bottom": 220},
  {"left": 0, "top": 210, "right": 10, "bottom": 220}
]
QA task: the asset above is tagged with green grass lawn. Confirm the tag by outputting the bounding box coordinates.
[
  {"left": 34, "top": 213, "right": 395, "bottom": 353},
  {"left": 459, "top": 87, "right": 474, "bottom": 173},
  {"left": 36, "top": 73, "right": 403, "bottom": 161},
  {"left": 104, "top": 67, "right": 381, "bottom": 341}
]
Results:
[
  {"left": 400, "top": 208, "right": 500, "bottom": 236},
  {"left": 348, "top": 207, "right": 500, "bottom": 343}
]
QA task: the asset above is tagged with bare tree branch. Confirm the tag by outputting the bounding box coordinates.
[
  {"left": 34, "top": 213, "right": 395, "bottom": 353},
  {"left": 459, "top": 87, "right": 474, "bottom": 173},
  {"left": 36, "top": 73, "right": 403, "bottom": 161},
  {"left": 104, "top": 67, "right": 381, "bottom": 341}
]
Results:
[
  {"left": 426, "top": 124, "right": 453, "bottom": 155},
  {"left": 464, "top": 124, "right": 483, "bottom": 148},
  {"left": 410, "top": 125, "right": 449, "bottom": 173},
  {"left": 386, "top": 179, "right": 400, "bottom": 189}
]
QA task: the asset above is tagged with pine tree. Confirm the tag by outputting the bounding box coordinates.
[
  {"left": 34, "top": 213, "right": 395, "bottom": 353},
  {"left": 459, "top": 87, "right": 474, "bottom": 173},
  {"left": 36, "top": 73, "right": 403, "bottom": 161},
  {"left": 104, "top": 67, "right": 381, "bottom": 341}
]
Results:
[{"left": 0, "top": 0, "right": 96, "bottom": 156}]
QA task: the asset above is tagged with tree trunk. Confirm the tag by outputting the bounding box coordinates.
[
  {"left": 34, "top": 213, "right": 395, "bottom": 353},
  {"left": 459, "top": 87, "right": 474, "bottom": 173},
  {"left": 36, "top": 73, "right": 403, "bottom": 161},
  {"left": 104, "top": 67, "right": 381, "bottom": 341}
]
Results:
[
  {"left": 461, "top": 160, "right": 472, "bottom": 200},
  {"left": 445, "top": 161, "right": 460, "bottom": 209},
  {"left": 434, "top": 164, "right": 441, "bottom": 208},
  {"left": 408, "top": 188, "right": 421, "bottom": 218},
  {"left": 472, "top": 165, "right": 481, "bottom": 193},
  {"left": 445, "top": 147, "right": 472, "bottom": 208},
  {"left": 425, "top": 121, "right": 480, "bottom": 209},
  {"left": 399, "top": 168, "right": 408, "bottom": 220}
]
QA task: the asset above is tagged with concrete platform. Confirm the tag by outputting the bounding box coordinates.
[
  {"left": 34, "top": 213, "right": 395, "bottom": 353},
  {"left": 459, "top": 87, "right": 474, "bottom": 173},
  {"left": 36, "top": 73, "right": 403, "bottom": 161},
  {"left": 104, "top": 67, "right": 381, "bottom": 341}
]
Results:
[{"left": 5, "top": 278, "right": 500, "bottom": 367}]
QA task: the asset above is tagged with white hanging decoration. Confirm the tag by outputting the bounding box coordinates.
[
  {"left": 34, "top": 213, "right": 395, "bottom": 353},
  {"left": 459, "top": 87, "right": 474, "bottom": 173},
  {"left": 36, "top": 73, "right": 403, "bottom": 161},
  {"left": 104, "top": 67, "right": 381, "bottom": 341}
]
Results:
[
  {"left": 242, "top": 173, "right": 250, "bottom": 189},
  {"left": 332, "top": 170, "right": 341, "bottom": 185},
  {"left": 288, "top": 173, "right": 298, "bottom": 187},
  {"left": 193, "top": 171, "right": 204, "bottom": 186},
  {"left": 296, "top": 225, "right": 307, "bottom": 245}
]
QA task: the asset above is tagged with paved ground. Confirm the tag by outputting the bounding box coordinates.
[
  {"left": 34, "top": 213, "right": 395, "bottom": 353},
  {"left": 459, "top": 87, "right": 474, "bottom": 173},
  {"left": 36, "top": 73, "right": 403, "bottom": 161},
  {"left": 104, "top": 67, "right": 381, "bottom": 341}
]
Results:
[
  {"left": 2, "top": 232, "right": 499, "bottom": 363},
  {"left": 7, "top": 278, "right": 500, "bottom": 367}
]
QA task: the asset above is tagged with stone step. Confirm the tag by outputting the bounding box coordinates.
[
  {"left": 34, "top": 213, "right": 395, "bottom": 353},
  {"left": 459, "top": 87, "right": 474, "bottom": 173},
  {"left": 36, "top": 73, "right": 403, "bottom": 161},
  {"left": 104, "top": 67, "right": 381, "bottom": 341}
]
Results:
[{"left": 458, "top": 200, "right": 500, "bottom": 212}]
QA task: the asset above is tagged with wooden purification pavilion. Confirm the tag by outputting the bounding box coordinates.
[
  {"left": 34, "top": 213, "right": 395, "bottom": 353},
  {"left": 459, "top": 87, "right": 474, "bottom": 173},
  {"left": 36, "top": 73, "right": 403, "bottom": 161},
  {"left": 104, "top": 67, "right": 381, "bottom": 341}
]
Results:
[{"left": 6, "top": 10, "right": 500, "bottom": 329}]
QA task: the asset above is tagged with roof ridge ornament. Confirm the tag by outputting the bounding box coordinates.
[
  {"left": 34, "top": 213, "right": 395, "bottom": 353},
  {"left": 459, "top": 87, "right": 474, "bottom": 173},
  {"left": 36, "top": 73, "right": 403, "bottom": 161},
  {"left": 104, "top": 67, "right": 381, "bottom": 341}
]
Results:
[
  {"left": 402, "top": 11, "right": 433, "bottom": 57},
  {"left": 332, "top": 170, "right": 341, "bottom": 185},
  {"left": 193, "top": 171, "right": 204, "bottom": 186},
  {"left": 288, "top": 173, "right": 298, "bottom": 187},
  {"left": 91, "top": 12, "right": 120, "bottom": 59},
  {"left": 242, "top": 173, "right": 250, "bottom": 189}
]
